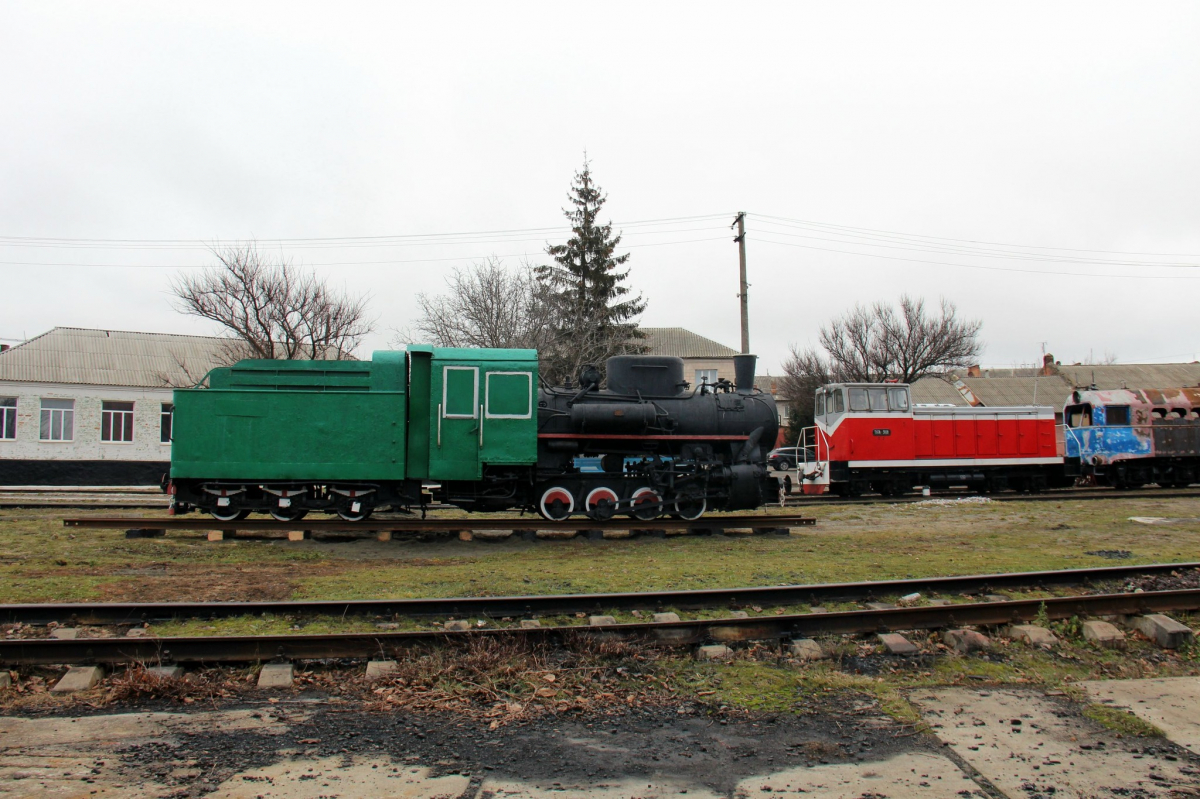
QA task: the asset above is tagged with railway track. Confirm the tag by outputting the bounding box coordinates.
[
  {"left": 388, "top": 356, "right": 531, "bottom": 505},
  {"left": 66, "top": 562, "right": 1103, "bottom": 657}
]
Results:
[
  {"left": 777, "top": 486, "right": 1200, "bottom": 507},
  {"left": 3, "top": 587, "right": 1197, "bottom": 665},
  {"left": 60, "top": 513, "right": 817, "bottom": 537},
  {"left": 3, "top": 485, "right": 1197, "bottom": 510},
  {"left": 5, "top": 561, "right": 1197, "bottom": 627}
]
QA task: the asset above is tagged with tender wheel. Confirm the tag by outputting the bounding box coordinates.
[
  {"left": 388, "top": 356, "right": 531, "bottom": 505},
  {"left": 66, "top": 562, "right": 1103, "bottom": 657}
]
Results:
[
  {"left": 209, "top": 508, "right": 250, "bottom": 522},
  {"left": 584, "top": 487, "right": 620, "bottom": 521},
  {"left": 671, "top": 488, "right": 706, "bottom": 521},
  {"left": 336, "top": 505, "right": 374, "bottom": 522},
  {"left": 538, "top": 486, "right": 575, "bottom": 521},
  {"left": 629, "top": 487, "right": 663, "bottom": 521},
  {"left": 270, "top": 508, "right": 308, "bottom": 522}
]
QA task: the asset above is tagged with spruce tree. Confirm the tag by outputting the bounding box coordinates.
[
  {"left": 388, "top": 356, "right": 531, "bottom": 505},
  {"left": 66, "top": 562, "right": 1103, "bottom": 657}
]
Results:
[{"left": 536, "top": 161, "right": 646, "bottom": 384}]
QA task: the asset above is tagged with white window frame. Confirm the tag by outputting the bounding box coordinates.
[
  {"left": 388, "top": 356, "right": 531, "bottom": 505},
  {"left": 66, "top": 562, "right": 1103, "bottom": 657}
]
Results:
[
  {"left": 441, "top": 366, "right": 479, "bottom": 419},
  {"left": 101, "top": 400, "right": 135, "bottom": 443},
  {"left": 39, "top": 398, "right": 74, "bottom": 442},
  {"left": 484, "top": 371, "right": 533, "bottom": 419},
  {"left": 160, "top": 403, "right": 174, "bottom": 444},
  {"left": 695, "top": 369, "right": 718, "bottom": 385},
  {"left": 0, "top": 398, "right": 15, "bottom": 440}
]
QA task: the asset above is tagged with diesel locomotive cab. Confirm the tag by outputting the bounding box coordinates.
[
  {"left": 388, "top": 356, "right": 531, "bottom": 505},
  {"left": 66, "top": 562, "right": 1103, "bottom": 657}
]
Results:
[{"left": 532, "top": 353, "right": 779, "bottom": 520}]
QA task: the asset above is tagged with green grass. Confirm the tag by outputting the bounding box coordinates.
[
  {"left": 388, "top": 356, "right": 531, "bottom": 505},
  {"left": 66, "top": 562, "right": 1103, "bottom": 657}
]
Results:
[
  {"left": 2, "top": 496, "right": 1199, "bottom": 604},
  {"left": 1082, "top": 703, "right": 1165, "bottom": 737}
]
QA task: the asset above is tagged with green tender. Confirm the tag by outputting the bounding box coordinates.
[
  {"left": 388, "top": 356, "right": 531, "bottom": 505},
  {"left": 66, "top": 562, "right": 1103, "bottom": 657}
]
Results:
[
  {"left": 170, "top": 346, "right": 539, "bottom": 485},
  {"left": 170, "top": 352, "right": 408, "bottom": 481}
]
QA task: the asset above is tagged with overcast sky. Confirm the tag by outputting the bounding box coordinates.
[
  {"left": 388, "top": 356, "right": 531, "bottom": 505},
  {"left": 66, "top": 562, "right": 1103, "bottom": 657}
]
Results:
[{"left": 2, "top": 2, "right": 1198, "bottom": 374}]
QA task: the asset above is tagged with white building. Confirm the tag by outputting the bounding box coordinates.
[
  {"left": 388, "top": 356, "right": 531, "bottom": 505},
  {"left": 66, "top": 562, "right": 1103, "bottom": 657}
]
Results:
[{"left": 0, "top": 328, "right": 227, "bottom": 485}]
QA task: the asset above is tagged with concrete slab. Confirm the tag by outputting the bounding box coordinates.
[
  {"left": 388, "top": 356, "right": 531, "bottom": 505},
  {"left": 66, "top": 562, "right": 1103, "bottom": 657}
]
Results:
[
  {"left": 652, "top": 612, "right": 681, "bottom": 623},
  {"left": 1008, "top": 623, "right": 1059, "bottom": 647},
  {"left": 49, "top": 627, "right": 78, "bottom": 639},
  {"left": 914, "top": 687, "right": 1200, "bottom": 797},
  {"left": 286, "top": 530, "right": 310, "bottom": 541},
  {"left": 210, "top": 757, "right": 472, "bottom": 798},
  {"left": 588, "top": 615, "right": 616, "bottom": 626},
  {"left": 697, "top": 644, "right": 733, "bottom": 660},
  {"left": 257, "top": 663, "right": 294, "bottom": 689},
  {"left": 443, "top": 620, "right": 470, "bottom": 631},
  {"left": 482, "top": 752, "right": 975, "bottom": 798},
  {"left": 207, "top": 530, "right": 226, "bottom": 541},
  {"left": 877, "top": 632, "right": 919, "bottom": 654},
  {"left": 789, "top": 638, "right": 827, "bottom": 660},
  {"left": 519, "top": 619, "right": 541, "bottom": 629},
  {"left": 943, "top": 629, "right": 990, "bottom": 653},
  {"left": 1082, "top": 620, "right": 1127, "bottom": 649},
  {"left": 50, "top": 665, "right": 103, "bottom": 693},
  {"left": 729, "top": 610, "right": 749, "bottom": 619},
  {"left": 126, "top": 626, "right": 148, "bottom": 637},
  {"left": 146, "top": 665, "right": 184, "bottom": 680},
  {"left": 1133, "top": 614, "right": 1196, "bottom": 648},
  {"left": 1081, "top": 676, "right": 1200, "bottom": 755},
  {"left": 365, "top": 660, "right": 398, "bottom": 682},
  {"left": 473, "top": 529, "right": 513, "bottom": 541}
]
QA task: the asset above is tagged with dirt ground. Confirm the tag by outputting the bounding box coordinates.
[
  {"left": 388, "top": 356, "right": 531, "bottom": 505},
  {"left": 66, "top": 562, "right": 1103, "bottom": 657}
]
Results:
[{"left": 4, "top": 685, "right": 1200, "bottom": 798}]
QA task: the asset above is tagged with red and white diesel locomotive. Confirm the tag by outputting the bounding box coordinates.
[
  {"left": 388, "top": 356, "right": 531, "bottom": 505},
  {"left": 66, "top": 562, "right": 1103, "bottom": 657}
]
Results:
[{"left": 797, "top": 382, "right": 1070, "bottom": 496}]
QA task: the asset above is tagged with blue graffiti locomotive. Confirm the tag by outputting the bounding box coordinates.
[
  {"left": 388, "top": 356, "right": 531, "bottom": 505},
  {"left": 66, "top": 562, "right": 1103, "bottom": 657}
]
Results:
[{"left": 1063, "top": 387, "right": 1200, "bottom": 488}]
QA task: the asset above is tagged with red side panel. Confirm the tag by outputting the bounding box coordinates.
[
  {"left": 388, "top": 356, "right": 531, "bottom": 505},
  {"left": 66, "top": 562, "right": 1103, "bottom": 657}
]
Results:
[
  {"left": 954, "top": 418, "right": 976, "bottom": 457},
  {"left": 975, "top": 416, "right": 997, "bottom": 456},
  {"left": 915, "top": 420, "right": 934, "bottom": 457},
  {"left": 998, "top": 419, "right": 1018, "bottom": 457},
  {"left": 931, "top": 420, "right": 954, "bottom": 457}
]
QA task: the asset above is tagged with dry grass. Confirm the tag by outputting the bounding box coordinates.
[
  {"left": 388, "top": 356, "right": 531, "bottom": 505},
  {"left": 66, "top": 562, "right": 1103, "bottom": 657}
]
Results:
[{"left": 366, "top": 635, "right": 674, "bottom": 727}]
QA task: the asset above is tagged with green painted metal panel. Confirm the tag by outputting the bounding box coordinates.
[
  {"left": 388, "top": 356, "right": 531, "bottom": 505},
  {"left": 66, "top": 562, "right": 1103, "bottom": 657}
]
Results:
[
  {"left": 406, "top": 349, "right": 432, "bottom": 479},
  {"left": 481, "top": 365, "right": 537, "bottom": 465},
  {"left": 428, "top": 358, "right": 481, "bottom": 480},
  {"left": 171, "top": 352, "right": 408, "bottom": 481},
  {"left": 424, "top": 349, "right": 538, "bottom": 479}
]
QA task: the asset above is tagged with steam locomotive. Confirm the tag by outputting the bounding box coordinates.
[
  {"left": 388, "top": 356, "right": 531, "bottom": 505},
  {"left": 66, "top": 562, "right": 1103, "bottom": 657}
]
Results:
[{"left": 166, "top": 347, "right": 779, "bottom": 521}]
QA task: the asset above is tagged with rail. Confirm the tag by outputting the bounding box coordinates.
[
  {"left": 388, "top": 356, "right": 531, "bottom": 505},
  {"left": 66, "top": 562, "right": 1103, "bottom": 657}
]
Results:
[
  {"left": 61, "top": 513, "right": 817, "bottom": 534},
  {"left": 3, "top": 588, "right": 1198, "bottom": 665},
  {"left": 2, "top": 561, "right": 1195, "bottom": 627}
]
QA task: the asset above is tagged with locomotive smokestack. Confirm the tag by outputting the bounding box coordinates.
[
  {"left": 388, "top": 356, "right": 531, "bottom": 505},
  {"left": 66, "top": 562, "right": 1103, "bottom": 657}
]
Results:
[{"left": 733, "top": 354, "right": 757, "bottom": 394}]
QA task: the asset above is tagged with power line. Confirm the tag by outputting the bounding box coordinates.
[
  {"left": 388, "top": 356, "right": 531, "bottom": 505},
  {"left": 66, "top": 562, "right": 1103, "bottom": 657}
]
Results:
[
  {"left": 753, "top": 218, "right": 1200, "bottom": 268},
  {"left": 753, "top": 212, "right": 1200, "bottom": 259},
  {"left": 0, "top": 213, "right": 732, "bottom": 250},
  {"left": 0, "top": 236, "right": 729, "bottom": 270},
  {"left": 753, "top": 235, "right": 1200, "bottom": 280}
]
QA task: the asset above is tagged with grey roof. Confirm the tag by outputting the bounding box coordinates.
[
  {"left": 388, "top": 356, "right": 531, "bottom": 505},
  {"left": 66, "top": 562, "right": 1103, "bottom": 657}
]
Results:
[
  {"left": 964, "top": 376, "right": 1073, "bottom": 408},
  {"left": 755, "top": 374, "right": 785, "bottom": 397},
  {"left": 1052, "top": 363, "right": 1200, "bottom": 391},
  {"left": 0, "top": 327, "right": 232, "bottom": 388},
  {"left": 641, "top": 327, "right": 738, "bottom": 359},
  {"left": 910, "top": 377, "right": 970, "bottom": 406}
]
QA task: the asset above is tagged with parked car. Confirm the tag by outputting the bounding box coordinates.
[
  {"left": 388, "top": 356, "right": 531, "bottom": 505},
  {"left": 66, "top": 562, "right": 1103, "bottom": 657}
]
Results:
[{"left": 767, "top": 447, "right": 804, "bottom": 471}]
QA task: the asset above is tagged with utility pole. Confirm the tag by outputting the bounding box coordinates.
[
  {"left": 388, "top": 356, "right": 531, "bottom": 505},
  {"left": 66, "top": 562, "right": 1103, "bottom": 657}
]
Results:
[{"left": 732, "top": 212, "right": 749, "bottom": 354}]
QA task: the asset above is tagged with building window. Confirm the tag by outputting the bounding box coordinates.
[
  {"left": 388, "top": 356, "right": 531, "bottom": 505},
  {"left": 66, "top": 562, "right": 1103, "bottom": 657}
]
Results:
[
  {"left": 695, "top": 369, "right": 718, "bottom": 386},
  {"left": 161, "top": 403, "right": 174, "bottom": 443},
  {"left": 40, "top": 398, "right": 74, "bottom": 441},
  {"left": 0, "top": 398, "right": 15, "bottom": 440},
  {"left": 101, "top": 401, "right": 135, "bottom": 442}
]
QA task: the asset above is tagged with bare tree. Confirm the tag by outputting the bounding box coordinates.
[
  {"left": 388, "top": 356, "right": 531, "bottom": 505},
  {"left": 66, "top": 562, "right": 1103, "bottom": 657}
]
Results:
[
  {"left": 171, "top": 244, "right": 374, "bottom": 361},
  {"left": 780, "top": 296, "right": 982, "bottom": 433},
  {"left": 408, "top": 257, "right": 553, "bottom": 350}
]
